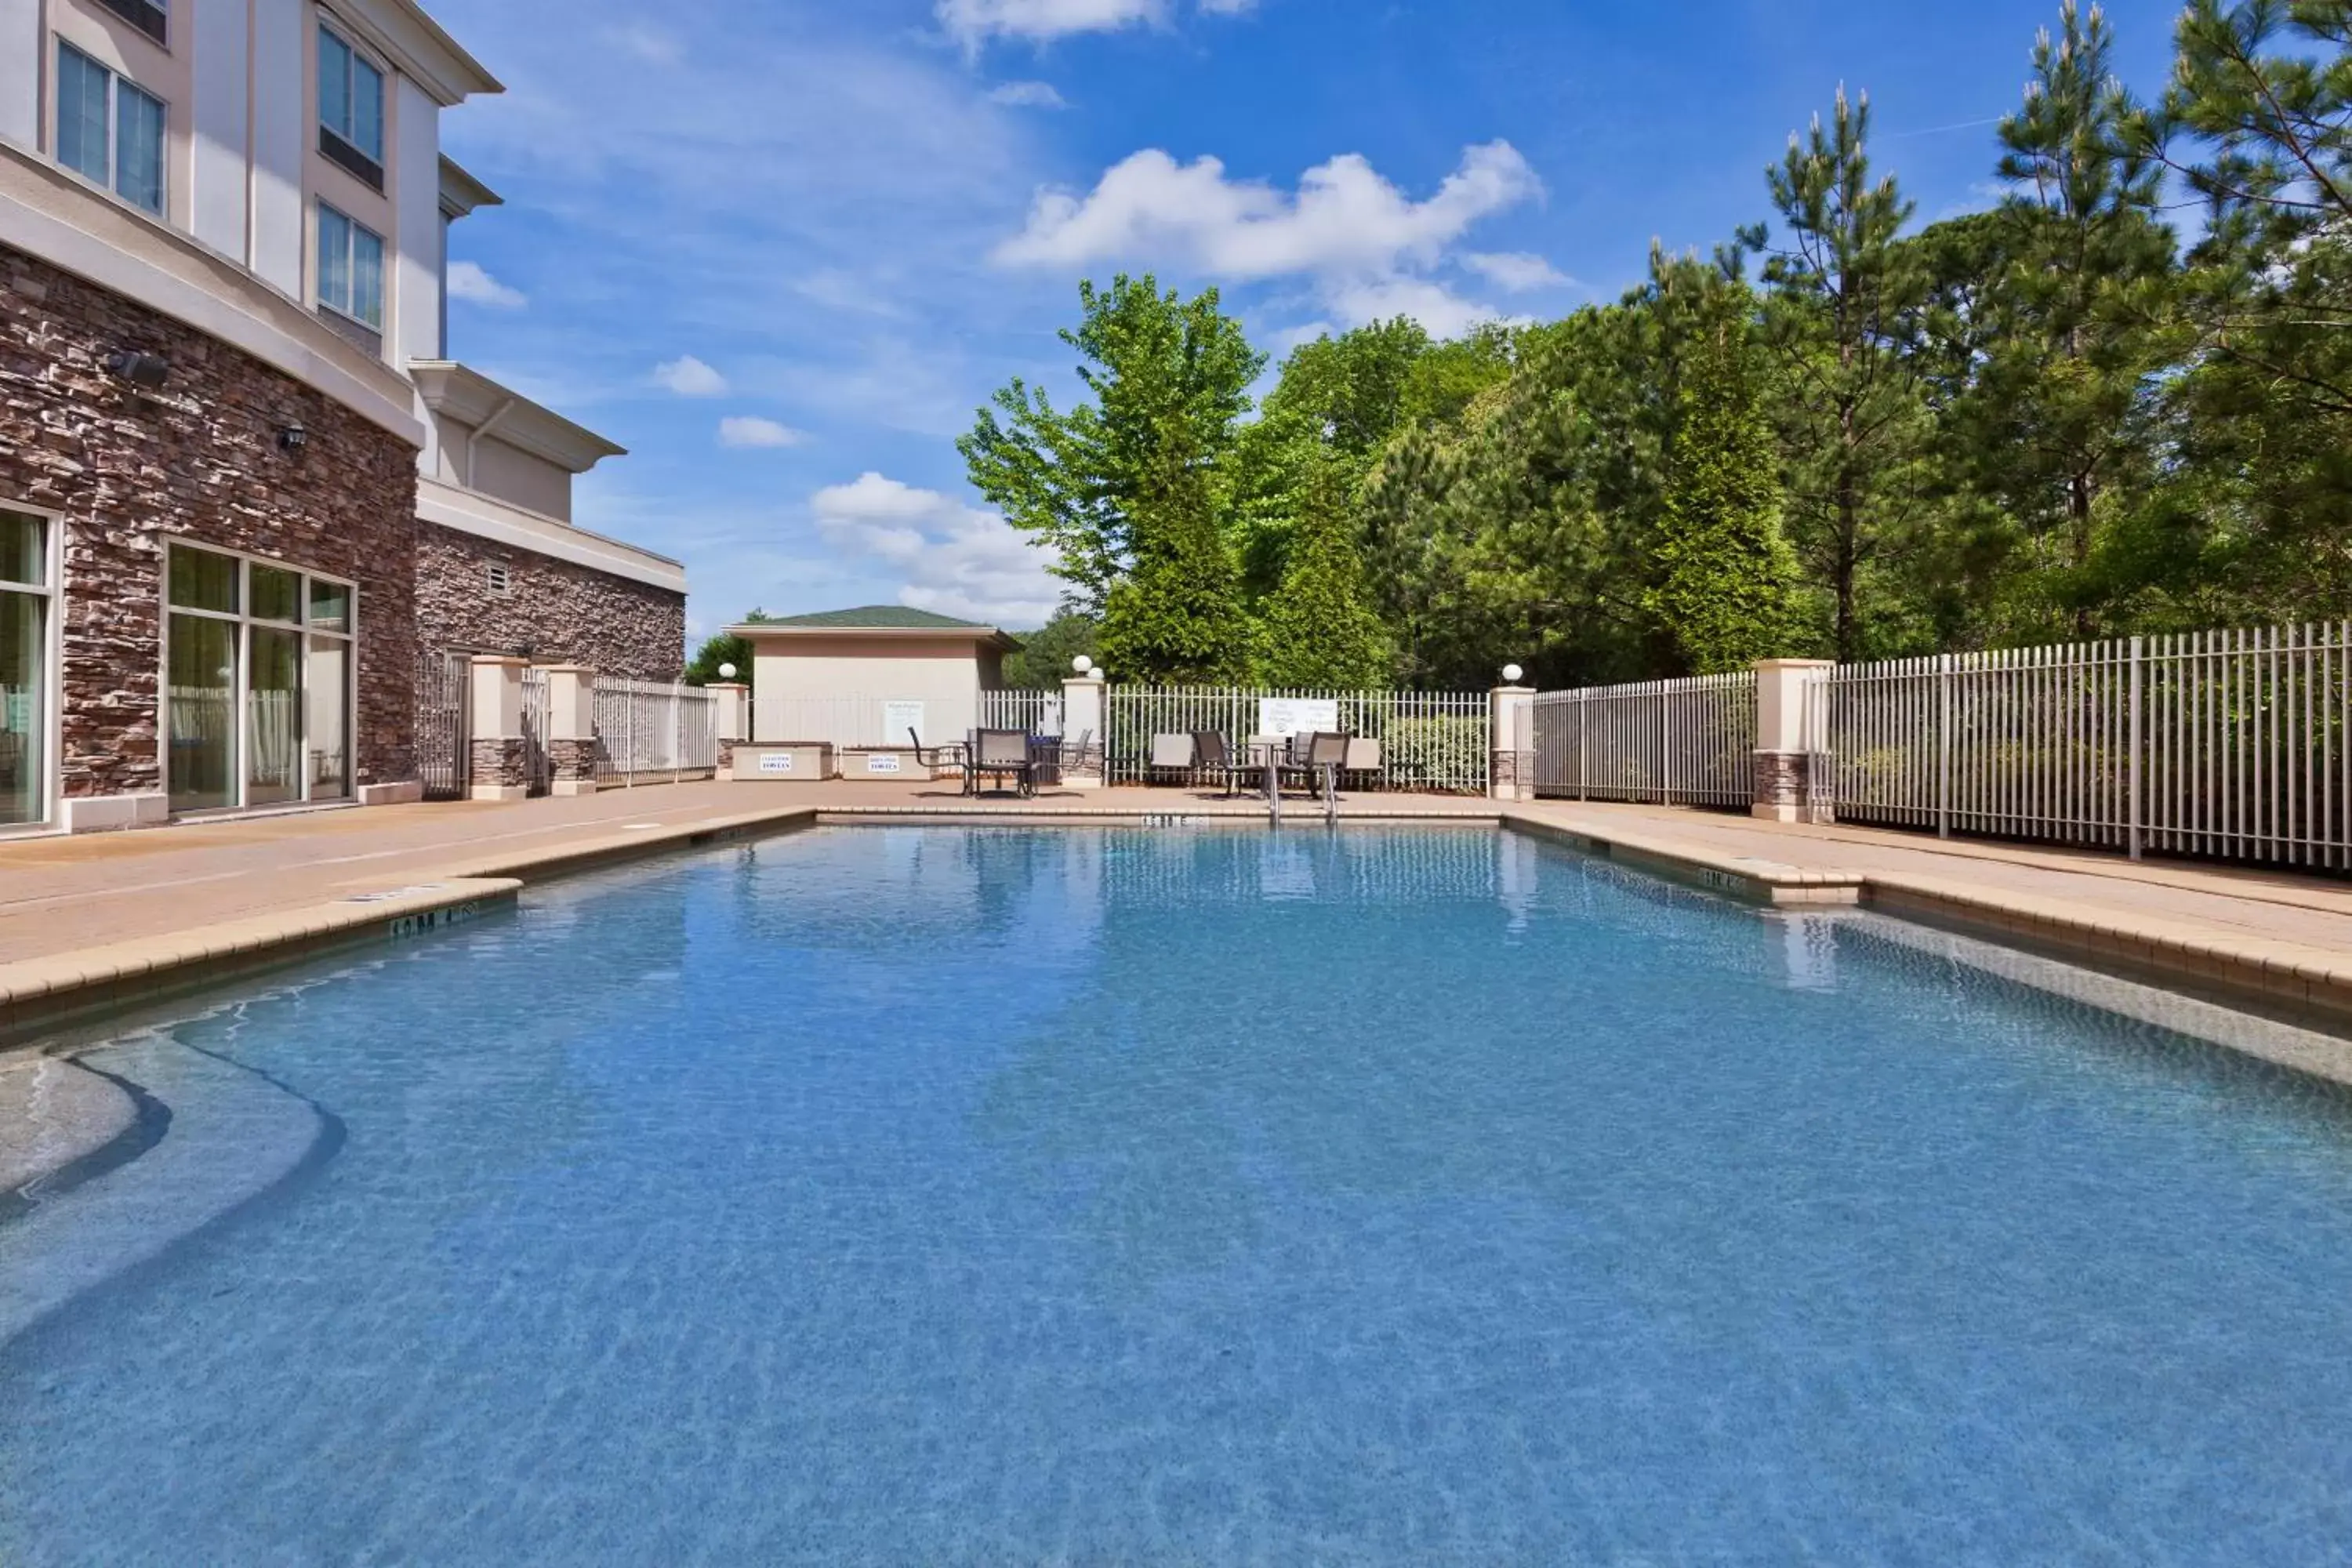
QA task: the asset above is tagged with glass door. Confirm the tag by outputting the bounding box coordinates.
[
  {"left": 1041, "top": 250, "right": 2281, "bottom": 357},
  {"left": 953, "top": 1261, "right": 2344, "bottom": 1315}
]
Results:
[
  {"left": 1, "top": 510, "right": 50, "bottom": 829},
  {"left": 166, "top": 545, "right": 357, "bottom": 814}
]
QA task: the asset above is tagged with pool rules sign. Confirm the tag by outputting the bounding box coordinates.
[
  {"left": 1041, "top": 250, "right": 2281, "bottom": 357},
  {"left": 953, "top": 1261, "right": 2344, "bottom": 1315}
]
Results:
[{"left": 1258, "top": 698, "right": 1339, "bottom": 738}]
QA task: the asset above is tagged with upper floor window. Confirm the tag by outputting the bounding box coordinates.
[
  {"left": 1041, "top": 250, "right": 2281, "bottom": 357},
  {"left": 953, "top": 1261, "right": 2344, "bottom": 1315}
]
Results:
[
  {"left": 93, "top": 0, "right": 169, "bottom": 47},
  {"left": 318, "top": 22, "right": 385, "bottom": 190},
  {"left": 317, "top": 203, "right": 385, "bottom": 332},
  {"left": 56, "top": 42, "right": 165, "bottom": 217}
]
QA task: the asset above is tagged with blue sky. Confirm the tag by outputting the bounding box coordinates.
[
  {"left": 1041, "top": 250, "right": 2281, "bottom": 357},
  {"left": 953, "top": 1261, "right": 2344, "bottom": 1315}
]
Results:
[{"left": 424, "top": 0, "right": 2185, "bottom": 641}]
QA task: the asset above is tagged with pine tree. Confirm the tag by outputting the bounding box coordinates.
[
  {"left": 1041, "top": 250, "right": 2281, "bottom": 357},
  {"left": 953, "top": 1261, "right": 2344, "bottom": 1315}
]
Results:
[
  {"left": 1258, "top": 450, "right": 1393, "bottom": 688},
  {"left": 1650, "top": 310, "right": 1800, "bottom": 673},
  {"left": 1096, "top": 419, "right": 1252, "bottom": 683}
]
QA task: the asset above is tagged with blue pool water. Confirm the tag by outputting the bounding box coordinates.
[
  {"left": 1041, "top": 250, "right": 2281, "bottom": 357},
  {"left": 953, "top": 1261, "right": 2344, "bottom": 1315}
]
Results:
[{"left": 7, "top": 826, "right": 2352, "bottom": 1563}]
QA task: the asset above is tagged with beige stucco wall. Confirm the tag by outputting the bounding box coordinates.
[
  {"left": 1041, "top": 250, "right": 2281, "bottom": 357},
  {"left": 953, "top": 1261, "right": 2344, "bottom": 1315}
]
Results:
[
  {"left": 468, "top": 433, "right": 572, "bottom": 521},
  {"left": 750, "top": 636, "right": 993, "bottom": 746}
]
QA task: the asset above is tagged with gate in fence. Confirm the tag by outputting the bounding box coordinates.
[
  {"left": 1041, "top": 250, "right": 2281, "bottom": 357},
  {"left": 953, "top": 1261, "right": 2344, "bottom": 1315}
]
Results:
[
  {"left": 1101, "top": 687, "right": 1489, "bottom": 793},
  {"left": 416, "top": 651, "right": 470, "bottom": 800},
  {"left": 520, "top": 666, "right": 552, "bottom": 798},
  {"left": 1818, "top": 624, "right": 2352, "bottom": 870},
  {"left": 1530, "top": 672, "right": 1757, "bottom": 807}
]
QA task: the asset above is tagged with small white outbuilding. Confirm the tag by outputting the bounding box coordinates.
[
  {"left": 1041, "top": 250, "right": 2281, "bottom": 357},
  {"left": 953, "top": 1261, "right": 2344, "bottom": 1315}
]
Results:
[{"left": 731, "top": 607, "right": 1018, "bottom": 748}]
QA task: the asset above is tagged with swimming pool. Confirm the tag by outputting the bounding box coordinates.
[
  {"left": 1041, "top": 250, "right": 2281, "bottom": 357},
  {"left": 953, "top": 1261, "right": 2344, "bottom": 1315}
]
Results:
[{"left": 6, "top": 825, "right": 2352, "bottom": 1562}]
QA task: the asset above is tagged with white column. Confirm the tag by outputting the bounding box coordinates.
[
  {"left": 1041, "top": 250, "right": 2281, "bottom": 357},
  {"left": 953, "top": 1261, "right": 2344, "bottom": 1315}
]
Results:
[
  {"left": 393, "top": 78, "right": 441, "bottom": 370},
  {"left": 468, "top": 655, "right": 528, "bottom": 802},
  {"left": 249, "top": 0, "right": 306, "bottom": 294},
  {"left": 0, "top": 0, "right": 42, "bottom": 151},
  {"left": 190, "top": 0, "right": 253, "bottom": 260},
  {"left": 543, "top": 665, "right": 598, "bottom": 796},
  {"left": 1489, "top": 683, "right": 1534, "bottom": 802},
  {"left": 705, "top": 682, "right": 750, "bottom": 742},
  {"left": 1752, "top": 659, "right": 1834, "bottom": 822},
  {"left": 1061, "top": 673, "right": 1106, "bottom": 789}
]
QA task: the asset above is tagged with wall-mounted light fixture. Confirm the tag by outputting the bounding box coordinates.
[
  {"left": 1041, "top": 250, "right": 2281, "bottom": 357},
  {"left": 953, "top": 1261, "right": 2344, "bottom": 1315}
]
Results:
[
  {"left": 277, "top": 423, "right": 308, "bottom": 453},
  {"left": 103, "top": 350, "right": 172, "bottom": 390}
]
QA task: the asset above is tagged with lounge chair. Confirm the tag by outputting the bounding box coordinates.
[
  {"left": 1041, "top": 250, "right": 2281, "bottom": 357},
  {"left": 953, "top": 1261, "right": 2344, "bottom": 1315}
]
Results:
[
  {"left": 1148, "top": 732, "right": 1196, "bottom": 786},
  {"left": 969, "top": 728, "right": 1040, "bottom": 797}
]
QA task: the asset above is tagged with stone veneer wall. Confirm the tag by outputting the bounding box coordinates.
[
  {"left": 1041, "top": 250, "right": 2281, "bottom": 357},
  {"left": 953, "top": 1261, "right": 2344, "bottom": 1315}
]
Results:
[
  {"left": 0, "top": 244, "right": 419, "bottom": 796},
  {"left": 416, "top": 520, "right": 684, "bottom": 680}
]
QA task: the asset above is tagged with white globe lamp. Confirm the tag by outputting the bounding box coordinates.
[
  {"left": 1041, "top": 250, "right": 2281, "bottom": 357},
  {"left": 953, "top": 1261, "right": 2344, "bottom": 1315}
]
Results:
[
  {"left": 717, "top": 662, "right": 737, "bottom": 681},
  {"left": 1072, "top": 655, "right": 1094, "bottom": 675},
  {"left": 1502, "top": 663, "right": 1524, "bottom": 684}
]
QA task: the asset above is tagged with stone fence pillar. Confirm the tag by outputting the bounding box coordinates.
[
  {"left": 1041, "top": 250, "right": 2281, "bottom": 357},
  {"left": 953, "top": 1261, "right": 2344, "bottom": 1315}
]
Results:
[
  {"left": 544, "top": 665, "right": 598, "bottom": 796},
  {"left": 1489, "top": 681, "right": 1534, "bottom": 802},
  {"left": 1060, "top": 673, "right": 1106, "bottom": 789},
  {"left": 469, "top": 655, "right": 530, "bottom": 801},
  {"left": 1753, "top": 659, "right": 1835, "bottom": 823}
]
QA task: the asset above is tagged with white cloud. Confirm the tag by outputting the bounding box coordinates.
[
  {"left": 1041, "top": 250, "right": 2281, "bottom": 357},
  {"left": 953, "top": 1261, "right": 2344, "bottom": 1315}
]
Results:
[
  {"left": 939, "top": 0, "right": 1254, "bottom": 48},
  {"left": 718, "top": 416, "right": 810, "bottom": 448},
  {"left": 604, "top": 24, "right": 683, "bottom": 65},
  {"left": 811, "top": 472, "right": 1061, "bottom": 626},
  {"left": 988, "top": 80, "right": 1069, "bottom": 109},
  {"left": 994, "top": 140, "right": 1541, "bottom": 337},
  {"left": 1325, "top": 277, "right": 1523, "bottom": 339},
  {"left": 654, "top": 355, "right": 728, "bottom": 397},
  {"left": 446, "top": 260, "right": 527, "bottom": 309},
  {"left": 1462, "top": 251, "right": 1573, "bottom": 292}
]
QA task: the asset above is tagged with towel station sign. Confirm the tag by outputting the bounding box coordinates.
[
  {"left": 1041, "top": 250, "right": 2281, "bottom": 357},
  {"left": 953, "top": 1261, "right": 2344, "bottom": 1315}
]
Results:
[
  {"left": 1258, "top": 698, "right": 1340, "bottom": 738},
  {"left": 882, "top": 700, "right": 925, "bottom": 744}
]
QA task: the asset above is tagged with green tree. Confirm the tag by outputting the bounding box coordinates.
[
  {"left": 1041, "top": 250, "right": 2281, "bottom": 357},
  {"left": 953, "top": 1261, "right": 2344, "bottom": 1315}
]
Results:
[
  {"left": 960, "top": 275, "right": 1263, "bottom": 612},
  {"left": 683, "top": 609, "right": 775, "bottom": 686},
  {"left": 1649, "top": 305, "right": 1799, "bottom": 672},
  {"left": 1257, "top": 450, "right": 1393, "bottom": 688},
  {"left": 1743, "top": 85, "right": 1928, "bottom": 660},
  {"left": 1000, "top": 611, "right": 1100, "bottom": 688},
  {"left": 1095, "top": 418, "right": 1253, "bottom": 683}
]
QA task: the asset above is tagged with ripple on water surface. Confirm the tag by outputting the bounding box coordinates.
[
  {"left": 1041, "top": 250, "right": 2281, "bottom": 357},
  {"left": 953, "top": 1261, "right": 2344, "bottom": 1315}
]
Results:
[{"left": 5, "top": 826, "right": 2352, "bottom": 1564}]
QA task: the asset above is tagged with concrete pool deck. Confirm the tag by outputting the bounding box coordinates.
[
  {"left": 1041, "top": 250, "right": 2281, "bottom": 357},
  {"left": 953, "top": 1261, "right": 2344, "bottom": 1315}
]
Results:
[{"left": 2, "top": 780, "right": 2351, "bottom": 1047}]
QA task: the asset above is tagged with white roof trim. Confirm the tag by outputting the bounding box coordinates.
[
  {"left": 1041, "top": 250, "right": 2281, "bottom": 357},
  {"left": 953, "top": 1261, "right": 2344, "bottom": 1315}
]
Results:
[
  {"left": 409, "top": 361, "right": 625, "bottom": 473},
  {"left": 326, "top": 0, "right": 503, "bottom": 107},
  {"left": 420, "top": 477, "right": 686, "bottom": 593}
]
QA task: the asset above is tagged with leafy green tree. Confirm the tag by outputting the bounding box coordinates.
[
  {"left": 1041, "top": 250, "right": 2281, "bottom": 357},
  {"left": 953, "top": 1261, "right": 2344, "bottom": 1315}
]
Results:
[
  {"left": 683, "top": 609, "right": 775, "bottom": 687},
  {"left": 1095, "top": 417, "right": 1253, "bottom": 683},
  {"left": 999, "top": 612, "right": 1100, "bottom": 688},
  {"left": 1649, "top": 305, "right": 1800, "bottom": 672},
  {"left": 1257, "top": 450, "right": 1394, "bottom": 688},
  {"left": 1743, "top": 85, "right": 1927, "bottom": 660},
  {"left": 960, "top": 276, "right": 1263, "bottom": 613}
]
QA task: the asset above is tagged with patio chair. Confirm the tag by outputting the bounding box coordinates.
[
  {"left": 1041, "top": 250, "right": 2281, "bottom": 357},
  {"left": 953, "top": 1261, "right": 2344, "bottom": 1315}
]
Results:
[
  {"left": 1283, "top": 731, "right": 1352, "bottom": 799},
  {"left": 969, "top": 728, "right": 1040, "bottom": 798},
  {"left": 908, "top": 728, "right": 971, "bottom": 795},
  {"left": 1189, "top": 731, "right": 1261, "bottom": 798},
  {"left": 1148, "top": 732, "right": 1196, "bottom": 786}
]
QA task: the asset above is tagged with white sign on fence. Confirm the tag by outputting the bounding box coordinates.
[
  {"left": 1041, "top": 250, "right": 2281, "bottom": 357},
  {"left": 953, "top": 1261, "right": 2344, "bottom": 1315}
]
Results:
[
  {"left": 866, "top": 753, "right": 903, "bottom": 775},
  {"left": 758, "top": 753, "right": 794, "bottom": 775},
  {"left": 1258, "top": 697, "right": 1340, "bottom": 738},
  {"left": 881, "top": 700, "right": 926, "bottom": 745}
]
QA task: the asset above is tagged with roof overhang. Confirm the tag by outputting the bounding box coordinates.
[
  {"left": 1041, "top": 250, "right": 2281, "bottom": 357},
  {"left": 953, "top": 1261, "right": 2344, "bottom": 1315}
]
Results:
[
  {"left": 728, "top": 623, "right": 1021, "bottom": 654},
  {"left": 409, "top": 360, "right": 626, "bottom": 473},
  {"left": 328, "top": 1, "right": 503, "bottom": 107},
  {"left": 438, "top": 156, "right": 502, "bottom": 221}
]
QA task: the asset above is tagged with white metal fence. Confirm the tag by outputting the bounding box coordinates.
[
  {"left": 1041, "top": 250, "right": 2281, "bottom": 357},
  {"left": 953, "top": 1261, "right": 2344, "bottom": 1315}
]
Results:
[
  {"left": 1530, "top": 672, "right": 1757, "bottom": 807},
  {"left": 981, "top": 689, "right": 1065, "bottom": 737},
  {"left": 1103, "top": 686, "right": 1490, "bottom": 793},
  {"left": 751, "top": 696, "right": 973, "bottom": 750},
  {"left": 594, "top": 676, "right": 717, "bottom": 786},
  {"left": 1818, "top": 623, "right": 2352, "bottom": 869}
]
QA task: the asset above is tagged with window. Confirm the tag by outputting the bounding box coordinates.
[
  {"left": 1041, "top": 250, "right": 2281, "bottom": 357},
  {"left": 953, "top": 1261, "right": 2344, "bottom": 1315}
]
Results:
[
  {"left": 317, "top": 22, "right": 385, "bottom": 189},
  {"left": 95, "top": 0, "right": 169, "bottom": 46},
  {"left": 165, "top": 544, "right": 357, "bottom": 813},
  {"left": 56, "top": 42, "right": 166, "bottom": 216},
  {"left": 1, "top": 510, "right": 53, "bottom": 830},
  {"left": 484, "top": 562, "right": 513, "bottom": 597},
  {"left": 316, "top": 203, "right": 385, "bottom": 330}
]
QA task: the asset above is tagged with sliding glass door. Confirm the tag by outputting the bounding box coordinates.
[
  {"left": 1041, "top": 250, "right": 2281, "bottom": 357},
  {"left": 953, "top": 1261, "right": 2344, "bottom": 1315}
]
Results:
[
  {"left": 1, "top": 510, "right": 50, "bottom": 829},
  {"left": 166, "top": 545, "right": 355, "bottom": 814}
]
